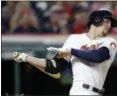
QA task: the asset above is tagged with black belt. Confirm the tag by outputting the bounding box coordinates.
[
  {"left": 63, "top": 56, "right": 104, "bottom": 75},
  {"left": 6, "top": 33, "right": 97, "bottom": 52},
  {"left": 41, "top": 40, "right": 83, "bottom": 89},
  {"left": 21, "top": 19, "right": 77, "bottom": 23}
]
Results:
[{"left": 83, "top": 83, "right": 105, "bottom": 95}]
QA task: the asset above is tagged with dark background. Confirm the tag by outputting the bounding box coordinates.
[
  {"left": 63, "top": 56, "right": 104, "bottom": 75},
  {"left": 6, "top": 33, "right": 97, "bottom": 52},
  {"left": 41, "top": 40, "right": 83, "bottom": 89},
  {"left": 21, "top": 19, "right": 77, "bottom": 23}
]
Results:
[{"left": 1, "top": 60, "right": 117, "bottom": 95}]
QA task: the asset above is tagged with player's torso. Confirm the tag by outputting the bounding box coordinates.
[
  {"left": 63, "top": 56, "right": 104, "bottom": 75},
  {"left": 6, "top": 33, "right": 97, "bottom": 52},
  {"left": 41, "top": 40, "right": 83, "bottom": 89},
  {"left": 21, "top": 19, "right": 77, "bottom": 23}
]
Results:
[{"left": 69, "top": 33, "right": 112, "bottom": 89}]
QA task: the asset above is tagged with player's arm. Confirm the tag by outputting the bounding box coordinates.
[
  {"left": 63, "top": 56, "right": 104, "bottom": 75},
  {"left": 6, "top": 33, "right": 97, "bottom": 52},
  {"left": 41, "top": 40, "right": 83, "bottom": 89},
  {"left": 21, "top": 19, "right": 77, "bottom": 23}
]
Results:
[
  {"left": 47, "top": 47, "right": 110, "bottom": 63},
  {"left": 13, "top": 52, "right": 69, "bottom": 79},
  {"left": 70, "top": 40, "right": 117, "bottom": 63},
  {"left": 47, "top": 39, "right": 117, "bottom": 64},
  {"left": 70, "top": 47, "right": 110, "bottom": 63}
]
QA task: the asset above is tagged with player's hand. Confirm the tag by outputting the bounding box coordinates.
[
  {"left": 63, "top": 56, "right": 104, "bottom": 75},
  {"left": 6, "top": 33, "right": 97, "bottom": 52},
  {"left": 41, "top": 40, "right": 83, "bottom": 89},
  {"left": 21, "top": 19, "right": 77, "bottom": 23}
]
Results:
[
  {"left": 13, "top": 52, "right": 28, "bottom": 63},
  {"left": 47, "top": 47, "right": 71, "bottom": 58}
]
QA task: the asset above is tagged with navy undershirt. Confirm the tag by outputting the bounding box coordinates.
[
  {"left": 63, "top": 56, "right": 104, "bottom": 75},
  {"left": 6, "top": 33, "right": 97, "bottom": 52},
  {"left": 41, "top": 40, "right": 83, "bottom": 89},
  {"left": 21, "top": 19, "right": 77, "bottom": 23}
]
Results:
[{"left": 71, "top": 47, "right": 110, "bottom": 63}]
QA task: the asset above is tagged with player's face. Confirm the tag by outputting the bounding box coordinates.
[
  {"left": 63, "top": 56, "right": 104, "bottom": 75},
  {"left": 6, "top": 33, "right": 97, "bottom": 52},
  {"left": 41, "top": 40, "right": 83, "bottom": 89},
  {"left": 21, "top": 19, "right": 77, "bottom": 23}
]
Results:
[{"left": 98, "top": 19, "right": 111, "bottom": 36}]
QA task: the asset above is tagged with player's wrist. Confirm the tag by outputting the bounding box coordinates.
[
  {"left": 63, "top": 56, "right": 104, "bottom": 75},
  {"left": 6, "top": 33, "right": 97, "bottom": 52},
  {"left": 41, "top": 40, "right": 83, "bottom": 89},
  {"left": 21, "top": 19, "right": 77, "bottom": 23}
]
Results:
[
  {"left": 25, "top": 55, "right": 28, "bottom": 62},
  {"left": 66, "top": 48, "right": 72, "bottom": 54},
  {"left": 70, "top": 48, "right": 78, "bottom": 55}
]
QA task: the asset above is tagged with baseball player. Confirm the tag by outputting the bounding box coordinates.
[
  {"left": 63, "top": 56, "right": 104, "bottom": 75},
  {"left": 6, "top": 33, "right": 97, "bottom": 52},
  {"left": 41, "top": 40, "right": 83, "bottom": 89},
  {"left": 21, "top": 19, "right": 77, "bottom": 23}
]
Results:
[{"left": 13, "top": 8, "right": 117, "bottom": 95}]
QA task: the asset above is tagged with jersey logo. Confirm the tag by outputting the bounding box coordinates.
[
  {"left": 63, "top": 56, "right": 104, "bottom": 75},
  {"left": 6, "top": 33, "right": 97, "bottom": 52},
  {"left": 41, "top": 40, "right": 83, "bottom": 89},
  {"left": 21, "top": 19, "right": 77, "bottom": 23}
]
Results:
[
  {"left": 110, "top": 42, "right": 116, "bottom": 49},
  {"left": 80, "top": 42, "right": 103, "bottom": 50}
]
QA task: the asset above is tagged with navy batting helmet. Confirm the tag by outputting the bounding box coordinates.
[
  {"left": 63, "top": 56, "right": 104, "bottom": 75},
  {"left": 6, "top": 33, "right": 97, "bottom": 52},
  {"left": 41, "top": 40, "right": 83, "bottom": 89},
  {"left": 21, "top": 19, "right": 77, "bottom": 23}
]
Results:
[{"left": 87, "top": 8, "right": 117, "bottom": 28}]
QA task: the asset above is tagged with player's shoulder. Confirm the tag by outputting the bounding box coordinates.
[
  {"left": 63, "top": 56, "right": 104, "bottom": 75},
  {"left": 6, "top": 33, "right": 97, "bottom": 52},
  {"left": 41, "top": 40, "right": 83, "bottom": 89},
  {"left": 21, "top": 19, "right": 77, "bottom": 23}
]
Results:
[
  {"left": 98, "top": 36, "right": 117, "bottom": 51},
  {"left": 103, "top": 36, "right": 117, "bottom": 43},
  {"left": 99, "top": 36, "right": 117, "bottom": 48}
]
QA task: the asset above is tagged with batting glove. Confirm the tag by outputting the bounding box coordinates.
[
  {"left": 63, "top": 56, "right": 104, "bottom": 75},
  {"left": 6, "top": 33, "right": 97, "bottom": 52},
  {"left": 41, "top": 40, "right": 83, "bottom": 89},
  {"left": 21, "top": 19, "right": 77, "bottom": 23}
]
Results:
[
  {"left": 47, "top": 47, "right": 72, "bottom": 54},
  {"left": 13, "top": 52, "right": 28, "bottom": 63}
]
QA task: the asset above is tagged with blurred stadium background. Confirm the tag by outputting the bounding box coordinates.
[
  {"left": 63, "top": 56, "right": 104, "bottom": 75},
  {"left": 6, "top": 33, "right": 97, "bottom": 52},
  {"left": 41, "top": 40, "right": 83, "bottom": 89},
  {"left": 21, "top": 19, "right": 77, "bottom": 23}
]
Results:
[{"left": 1, "top": 1, "right": 117, "bottom": 95}]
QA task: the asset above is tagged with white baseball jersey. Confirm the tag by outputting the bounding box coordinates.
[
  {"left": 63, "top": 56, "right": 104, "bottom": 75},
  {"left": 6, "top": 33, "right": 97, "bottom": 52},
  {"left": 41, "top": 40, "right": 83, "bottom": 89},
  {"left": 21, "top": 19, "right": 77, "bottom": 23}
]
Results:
[{"left": 62, "top": 33, "right": 117, "bottom": 94}]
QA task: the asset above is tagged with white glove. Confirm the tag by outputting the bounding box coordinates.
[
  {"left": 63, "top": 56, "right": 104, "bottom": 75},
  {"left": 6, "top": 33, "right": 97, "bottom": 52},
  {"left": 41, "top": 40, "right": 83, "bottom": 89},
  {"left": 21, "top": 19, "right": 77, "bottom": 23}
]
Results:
[
  {"left": 13, "top": 52, "right": 28, "bottom": 63},
  {"left": 47, "top": 47, "right": 71, "bottom": 54}
]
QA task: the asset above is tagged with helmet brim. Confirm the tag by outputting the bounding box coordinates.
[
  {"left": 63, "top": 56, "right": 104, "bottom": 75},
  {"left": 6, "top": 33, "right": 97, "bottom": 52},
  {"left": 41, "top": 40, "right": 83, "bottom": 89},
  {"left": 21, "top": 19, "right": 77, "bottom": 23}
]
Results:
[{"left": 105, "top": 16, "right": 117, "bottom": 28}]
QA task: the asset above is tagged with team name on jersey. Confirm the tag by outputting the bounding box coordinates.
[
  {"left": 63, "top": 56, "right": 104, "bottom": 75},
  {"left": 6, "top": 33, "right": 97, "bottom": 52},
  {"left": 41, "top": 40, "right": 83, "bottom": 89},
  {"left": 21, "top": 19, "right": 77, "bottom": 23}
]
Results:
[{"left": 80, "top": 42, "right": 103, "bottom": 50}]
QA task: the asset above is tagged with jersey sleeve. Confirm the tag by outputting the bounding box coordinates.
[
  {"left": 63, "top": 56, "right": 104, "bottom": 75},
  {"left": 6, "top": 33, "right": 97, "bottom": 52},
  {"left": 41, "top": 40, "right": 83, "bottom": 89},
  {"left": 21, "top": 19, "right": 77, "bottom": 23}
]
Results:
[{"left": 98, "top": 38, "right": 117, "bottom": 59}]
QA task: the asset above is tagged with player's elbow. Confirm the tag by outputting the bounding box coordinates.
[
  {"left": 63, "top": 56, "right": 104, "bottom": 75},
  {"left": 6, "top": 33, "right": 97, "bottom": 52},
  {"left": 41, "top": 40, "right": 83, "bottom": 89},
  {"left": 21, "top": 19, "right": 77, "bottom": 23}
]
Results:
[
  {"left": 97, "top": 51, "right": 110, "bottom": 63},
  {"left": 95, "top": 58, "right": 106, "bottom": 63},
  {"left": 92, "top": 54, "right": 110, "bottom": 63},
  {"left": 98, "top": 55, "right": 110, "bottom": 63},
  {"left": 91, "top": 47, "right": 110, "bottom": 63}
]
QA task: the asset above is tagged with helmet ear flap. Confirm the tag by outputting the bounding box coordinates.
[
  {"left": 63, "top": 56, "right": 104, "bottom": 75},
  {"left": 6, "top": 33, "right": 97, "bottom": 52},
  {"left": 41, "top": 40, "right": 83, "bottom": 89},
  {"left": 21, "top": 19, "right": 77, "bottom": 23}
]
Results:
[
  {"left": 95, "top": 16, "right": 102, "bottom": 23},
  {"left": 93, "top": 16, "right": 103, "bottom": 26},
  {"left": 87, "top": 16, "right": 103, "bottom": 27}
]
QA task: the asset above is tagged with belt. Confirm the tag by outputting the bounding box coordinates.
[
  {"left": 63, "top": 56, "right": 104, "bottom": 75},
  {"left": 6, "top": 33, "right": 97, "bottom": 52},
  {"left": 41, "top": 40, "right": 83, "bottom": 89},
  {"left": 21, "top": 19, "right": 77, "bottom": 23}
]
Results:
[{"left": 83, "top": 83, "right": 105, "bottom": 95}]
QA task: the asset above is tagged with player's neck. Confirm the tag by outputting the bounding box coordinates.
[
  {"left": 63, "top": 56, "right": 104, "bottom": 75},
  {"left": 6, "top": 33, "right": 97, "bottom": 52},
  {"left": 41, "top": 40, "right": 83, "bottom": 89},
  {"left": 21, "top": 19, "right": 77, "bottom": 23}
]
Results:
[{"left": 87, "top": 27, "right": 102, "bottom": 40}]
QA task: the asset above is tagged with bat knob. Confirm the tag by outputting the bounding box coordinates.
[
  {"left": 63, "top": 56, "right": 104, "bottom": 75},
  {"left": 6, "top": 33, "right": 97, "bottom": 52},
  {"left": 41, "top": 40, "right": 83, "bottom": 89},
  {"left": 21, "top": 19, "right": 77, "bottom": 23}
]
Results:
[{"left": 13, "top": 52, "right": 20, "bottom": 58}]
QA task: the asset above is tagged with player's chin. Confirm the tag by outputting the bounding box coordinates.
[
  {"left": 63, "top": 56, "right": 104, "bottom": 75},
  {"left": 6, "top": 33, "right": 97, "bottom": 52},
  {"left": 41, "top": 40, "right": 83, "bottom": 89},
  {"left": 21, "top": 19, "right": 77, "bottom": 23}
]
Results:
[
  {"left": 103, "top": 33, "right": 108, "bottom": 37},
  {"left": 103, "top": 30, "right": 109, "bottom": 36}
]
